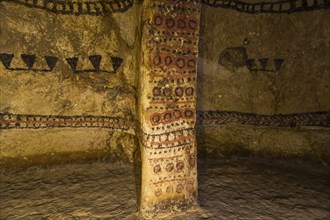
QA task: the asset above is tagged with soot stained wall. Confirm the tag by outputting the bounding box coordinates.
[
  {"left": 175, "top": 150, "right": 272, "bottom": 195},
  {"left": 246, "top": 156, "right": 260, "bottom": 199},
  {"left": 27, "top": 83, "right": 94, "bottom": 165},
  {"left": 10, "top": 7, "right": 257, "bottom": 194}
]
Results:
[{"left": 197, "top": 4, "right": 330, "bottom": 163}]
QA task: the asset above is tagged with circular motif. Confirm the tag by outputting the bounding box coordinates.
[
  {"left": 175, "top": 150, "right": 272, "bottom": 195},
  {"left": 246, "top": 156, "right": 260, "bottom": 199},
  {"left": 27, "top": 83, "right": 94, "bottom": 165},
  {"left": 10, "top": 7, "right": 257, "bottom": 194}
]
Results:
[
  {"left": 163, "top": 112, "right": 172, "bottom": 123},
  {"left": 177, "top": 19, "right": 186, "bottom": 29},
  {"left": 166, "top": 185, "right": 173, "bottom": 193},
  {"left": 174, "top": 87, "right": 184, "bottom": 97},
  {"left": 166, "top": 18, "right": 175, "bottom": 28},
  {"left": 166, "top": 162, "right": 174, "bottom": 172},
  {"left": 154, "top": 15, "right": 162, "bottom": 26},
  {"left": 155, "top": 188, "right": 162, "bottom": 197},
  {"left": 189, "top": 20, "right": 197, "bottom": 29},
  {"left": 153, "top": 56, "right": 161, "bottom": 66},
  {"left": 187, "top": 59, "right": 196, "bottom": 67},
  {"left": 175, "top": 58, "right": 185, "bottom": 68},
  {"left": 164, "top": 56, "right": 172, "bottom": 65},
  {"left": 185, "top": 87, "right": 194, "bottom": 96},
  {"left": 186, "top": 183, "right": 194, "bottom": 193},
  {"left": 177, "top": 78, "right": 184, "bottom": 84},
  {"left": 173, "top": 110, "right": 182, "bottom": 119},
  {"left": 153, "top": 165, "right": 161, "bottom": 173},
  {"left": 152, "top": 87, "right": 162, "bottom": 96},
  {"left": 176, "top": 161, "right": 184, "bottom": 170},
  {"left": 151, "top": 114, "right": 161, "bottom": 124},
  {"left": 184, "top": 109, "right": 194, "bottom": 118},
  {"left": 160, "top": 134, "right": 167, "bottom": 142},
  {"left": 163, "top": 87, "right": 172, "bottom": 97},
  {"left": 176, "top": 184, "right": 184, "bottom": 193},
  {"left": 189, "top": 154, "right": 195, "bottom": 168}
]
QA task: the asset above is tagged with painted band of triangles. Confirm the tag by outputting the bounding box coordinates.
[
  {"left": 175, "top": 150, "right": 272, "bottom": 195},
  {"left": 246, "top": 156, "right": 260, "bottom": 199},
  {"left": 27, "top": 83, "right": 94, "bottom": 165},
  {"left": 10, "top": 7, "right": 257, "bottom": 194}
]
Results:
[
  {"left": 1, "top": 111, "right": 328, "bottom": 130},
  {"left": 219, "top": 47, "right": 285, "bottom": 73},
  {"left": 0, "top": 53, "right": 123, "bottom": 73},
  {"left": 0, "top": 0, "right": 133, "bottom": 15},
  {"left": 245, "top": 58, "right": 285, "bottom": 72},
  {"left": 202, "top": 0, "right": 330, "bottom": 13}
]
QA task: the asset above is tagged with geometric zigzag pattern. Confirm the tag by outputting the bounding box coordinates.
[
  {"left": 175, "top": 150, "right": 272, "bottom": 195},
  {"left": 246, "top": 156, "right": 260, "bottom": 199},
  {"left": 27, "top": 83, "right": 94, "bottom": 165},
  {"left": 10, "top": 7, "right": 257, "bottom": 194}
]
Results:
[
  {"left": 197, "top": 111, "right": 330, "bottom": 127},
  {"left": 2, "top": 0, "right": 329, "bottom": 16},
  {"left": 245, "top": 58, "right": 285, "bottom": 72},
  {"left": 0, "top": 0, "right": 133, "bottom": 15},
  {"left": 202, "top": 0, "right": 330, "bottom": 14},
  {"left": 1, "top": 111, "right": 329, "bottom": 130},
  {"left": 0, "top": 113, "right": 133, "bottom": 131},
  {"left": 0, "top": 53, "right": 123, "bottom": 73}
]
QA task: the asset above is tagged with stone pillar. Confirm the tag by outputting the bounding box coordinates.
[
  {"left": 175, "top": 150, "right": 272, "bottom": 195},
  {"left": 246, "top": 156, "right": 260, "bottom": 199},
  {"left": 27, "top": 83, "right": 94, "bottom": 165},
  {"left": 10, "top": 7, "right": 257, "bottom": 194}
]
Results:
[{"left": 138, "top": 0, "right": 201, "bottom": 218}]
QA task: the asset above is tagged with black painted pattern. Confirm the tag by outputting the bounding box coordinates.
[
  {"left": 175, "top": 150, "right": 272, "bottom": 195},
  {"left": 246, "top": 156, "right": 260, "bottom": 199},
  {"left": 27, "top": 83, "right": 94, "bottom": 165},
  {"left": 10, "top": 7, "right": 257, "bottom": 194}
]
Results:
[
  {"left": 197, "top": 111, "right": 330, "bottom": 127},
  {"left": 1, "top": 111, "right": 328, "bottom": 130},
  {"left": 0, "top": 53, "right": 123, "bottom": 73},
  {"left": 202, "top": 0, "right": 330, "bottom": 14},
  {"left": 219, "top": 47, "right": 285, "bottom": 72},
  {"left": 0, "top": 113, "right": 133, "bottom": 130},
  {"left": 0, "top": 0, "right": 134, "bottom": 15},
  {"left": 2, "top": 0, "right": 328, "bottom": 16}
]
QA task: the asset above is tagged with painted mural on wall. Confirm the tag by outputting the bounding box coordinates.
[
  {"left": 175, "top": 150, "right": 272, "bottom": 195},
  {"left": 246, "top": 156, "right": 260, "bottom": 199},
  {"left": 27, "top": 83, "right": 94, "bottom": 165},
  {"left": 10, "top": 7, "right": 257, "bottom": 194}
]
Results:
[
  {"left": 198, "top": 0, "right": 330, "bottom": 113},
  {"left": 0, "top": 0, "right": 329, "bottom": 167},
  {"left": 202, "top": 0, "right": 329, "bottom": 13},
  {"left": 1, "top": 0, "right": 329, "bottom": 132},
  {"left": 0, "top": 0, "right": 139, "bottom": 167},
  {"left": 0, "top": 1, "right": 136, "bottom": 113},
  {"left": 1, "top": 111, "right": 328, "bottom": 131},
  {"left": 0, "top": 0, "right": 330, "bottom": 217},
  {"left": 0, "top": 0, "right": 134, "bottom": 15},
  {"left": 196, "top": 0, "right": 330, "bottom": 163},
  {"left": 138, "top": 0, "right": 200, "bottom": 217},
  {"left": 0, "top": 53, "right": 123, "bottom": 73},
  {"left": 219, "top": 46, "right": 285, "bottom": 73}
]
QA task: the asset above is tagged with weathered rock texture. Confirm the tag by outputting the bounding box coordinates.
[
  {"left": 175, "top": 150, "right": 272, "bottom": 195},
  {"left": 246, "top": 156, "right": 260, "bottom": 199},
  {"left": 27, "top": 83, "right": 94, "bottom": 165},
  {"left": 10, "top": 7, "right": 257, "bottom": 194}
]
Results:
[
  {"left": 138, "top": 0, "right": 200, "bottom": 217},
  {"left": 1, "top": 0, "right": 329, "bottom": 166},
  {"left": 0, "top": 0, "right": 330, "bottom": 218},
  {"left": 0, "top": 0, "right": 140, "bottom": 168},
  {"left": 197, "top": 2, "right": 330, "bottom": 163},
  {"left": 1, "top": 159, "right": 329, "bottom": 219}
]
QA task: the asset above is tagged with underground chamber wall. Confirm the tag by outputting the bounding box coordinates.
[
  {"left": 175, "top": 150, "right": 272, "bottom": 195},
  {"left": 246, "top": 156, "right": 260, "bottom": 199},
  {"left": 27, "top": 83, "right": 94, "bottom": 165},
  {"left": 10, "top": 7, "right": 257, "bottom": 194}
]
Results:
[{"left": 0, "top": 0, "right": 330, "bottom": 219}]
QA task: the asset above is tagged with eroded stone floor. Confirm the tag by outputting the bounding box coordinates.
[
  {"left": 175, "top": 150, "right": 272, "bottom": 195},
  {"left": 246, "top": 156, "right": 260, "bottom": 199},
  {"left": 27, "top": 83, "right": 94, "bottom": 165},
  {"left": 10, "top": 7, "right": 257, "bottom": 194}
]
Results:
[{"left": 0, "top": 158, "right": 329, "bottom": 219}]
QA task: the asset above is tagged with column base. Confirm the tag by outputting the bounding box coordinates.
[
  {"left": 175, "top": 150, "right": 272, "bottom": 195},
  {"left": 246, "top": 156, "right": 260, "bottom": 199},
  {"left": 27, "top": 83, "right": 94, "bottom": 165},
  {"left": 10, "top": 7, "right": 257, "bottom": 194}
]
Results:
[{"left": 140, "top": 196, "right": 198, "bottom": 219}]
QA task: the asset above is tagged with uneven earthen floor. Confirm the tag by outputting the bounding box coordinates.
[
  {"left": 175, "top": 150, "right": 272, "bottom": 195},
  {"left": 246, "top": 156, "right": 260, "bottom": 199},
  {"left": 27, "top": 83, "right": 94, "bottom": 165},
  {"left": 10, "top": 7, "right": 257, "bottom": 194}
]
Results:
[{"left": 0, "top": 158, "right": 329, "bottom": 219}]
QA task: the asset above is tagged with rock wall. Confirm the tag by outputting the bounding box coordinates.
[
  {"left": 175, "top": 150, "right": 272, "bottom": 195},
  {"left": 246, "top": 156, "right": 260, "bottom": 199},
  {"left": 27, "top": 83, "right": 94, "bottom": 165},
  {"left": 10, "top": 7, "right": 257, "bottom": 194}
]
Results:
[
  {"left": 197, "top": 0, "right": 330, "bottom": 163},
  {"left": 138, "top": 0, "right": 200, "bottom": 217},
  {"left": 0, "top": 0, "right": 140, "bottom": 168},
  {"left": 1, "top": 0, "right": 329, "bottom": 170}
]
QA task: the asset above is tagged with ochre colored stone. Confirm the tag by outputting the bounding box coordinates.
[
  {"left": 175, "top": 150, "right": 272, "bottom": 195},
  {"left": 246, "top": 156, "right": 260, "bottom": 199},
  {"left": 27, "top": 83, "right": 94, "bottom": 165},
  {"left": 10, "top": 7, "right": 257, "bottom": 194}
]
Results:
[{"left": 138, "top": 0, "right": 200, "bottom": 218}]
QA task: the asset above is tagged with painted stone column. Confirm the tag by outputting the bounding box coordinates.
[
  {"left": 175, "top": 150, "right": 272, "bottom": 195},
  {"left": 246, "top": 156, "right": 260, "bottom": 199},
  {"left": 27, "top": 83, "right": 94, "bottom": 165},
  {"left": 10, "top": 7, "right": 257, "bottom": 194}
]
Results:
[{"left": 138, "top": 0, "right": 201, "bottom": 218}]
